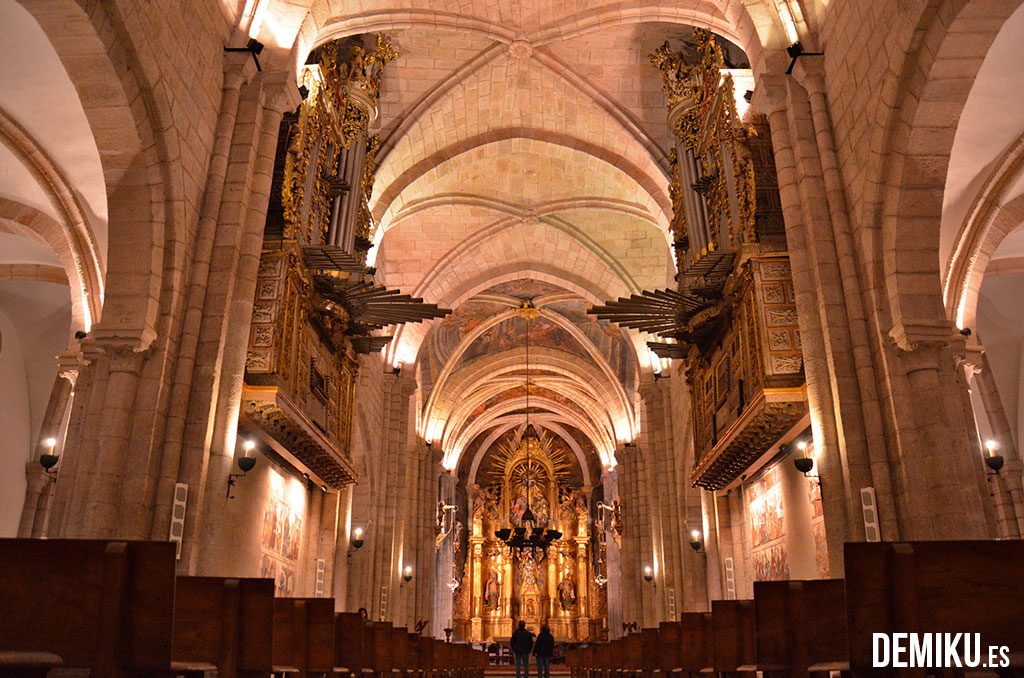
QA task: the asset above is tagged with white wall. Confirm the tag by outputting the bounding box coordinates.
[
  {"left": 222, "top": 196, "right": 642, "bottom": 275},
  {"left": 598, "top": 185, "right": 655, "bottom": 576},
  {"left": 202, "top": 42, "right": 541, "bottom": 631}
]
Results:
[
  {"left": 0, "top": 280, "right": 71, "bottom": 536},
  {"left": 976, "top": 271, "right": 1024, "bottom": 449}
]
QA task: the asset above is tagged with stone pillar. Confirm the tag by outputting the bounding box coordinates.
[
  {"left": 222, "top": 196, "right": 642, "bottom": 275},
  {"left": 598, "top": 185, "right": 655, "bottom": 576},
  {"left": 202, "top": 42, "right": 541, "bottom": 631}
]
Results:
[
  {"left": 975, "top": 353, "right": 1024, "bottom": 535},
  {"left": 779, "top": 457, "right": 817, "bottom": 579},
  {"left": 700, "top": 489, "right": 722, "bottom": 604},
  {"left": 192, "top": 71, "right": 301, "bottom": 575},
  {"left": 18, "top": 462, "right": 49, "bottom": 538},
  {"left": 332, "top": 484, "right": 354, "bottom": 609},
  {"left": 148, "top": 55, "right": 255, "bottom": 542},
  {"left": 77, "top": 341, "right": 147, "bottom": 538}
]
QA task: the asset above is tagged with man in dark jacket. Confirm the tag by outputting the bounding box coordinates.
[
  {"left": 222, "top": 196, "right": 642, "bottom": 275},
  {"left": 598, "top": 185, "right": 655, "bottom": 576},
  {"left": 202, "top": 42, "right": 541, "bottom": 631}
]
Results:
[
  {"left": 533, "top": 624, "right": 555, "bottom": 678},
  {"left": 510, "top": 620, "right": 535, "bottom": 678}
]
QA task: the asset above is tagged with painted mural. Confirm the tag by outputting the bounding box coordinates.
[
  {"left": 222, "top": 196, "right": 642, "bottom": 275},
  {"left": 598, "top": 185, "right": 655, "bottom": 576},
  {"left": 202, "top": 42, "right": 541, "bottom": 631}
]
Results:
[
  {"left": 808, "top": 476, "right": 829, "bottom": 577},
  {"left": 259, "top": 480, "right": 304, "bottom": 595},
  {"left": 746, "top": 465, "right": 789, "bottom": 581},
  {"left": 419, "top": 299, "right": 507, "bottom": 399},
  {"left": 461, "top": 315, "right": 591, "bottom": 365},
  {"left": 546, "top": 299, "right": 637, "bottom": 400}
]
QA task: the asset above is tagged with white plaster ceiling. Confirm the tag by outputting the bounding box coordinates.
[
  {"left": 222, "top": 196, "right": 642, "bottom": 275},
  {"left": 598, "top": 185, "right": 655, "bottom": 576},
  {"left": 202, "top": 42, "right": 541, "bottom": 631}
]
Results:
[
  {"left": 940, "top": 2, "right": 1024, "bottom": 272},
  {"left": 0, "top": 0, "right": 108, "bottom": 263}
]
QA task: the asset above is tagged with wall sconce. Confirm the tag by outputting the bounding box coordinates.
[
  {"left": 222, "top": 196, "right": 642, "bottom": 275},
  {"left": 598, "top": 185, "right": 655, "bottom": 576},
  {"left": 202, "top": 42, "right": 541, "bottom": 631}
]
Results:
[
  {"left": 689, "top": 529, "right": 704, "bottom": 552},
  {"left": 351, "top": 526, "right": 365, "bottom": 549},
  {"left": 39, "top": 437, "right": 60, "bottom": 478},
  {"left": 984, "top": 439, "right": 1005, "bottom": 473},
  {"left": 227, "top": 439, "right": 258, "bottom": 498},
  {"left": 403, "top": 565, "right": 414, "bottom": 583},
  {"left": 792, "top": 440, "right": 815, "bottom": 474},
  {"left": 391, "top": 362, "right": 403, "bottom": 377},
  {"left": 643, "top": 565, "right": 654, "bottom": 583}
]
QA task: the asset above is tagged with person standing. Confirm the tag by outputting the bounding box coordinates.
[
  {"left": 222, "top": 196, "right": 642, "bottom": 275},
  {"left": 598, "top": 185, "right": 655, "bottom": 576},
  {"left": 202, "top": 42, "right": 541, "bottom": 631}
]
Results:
[
  {"left": 510, "top": 620, "right": 535, "bottom": 678},
  {"left": 533, "top": 624, "right": 555, "bottom": 678}
]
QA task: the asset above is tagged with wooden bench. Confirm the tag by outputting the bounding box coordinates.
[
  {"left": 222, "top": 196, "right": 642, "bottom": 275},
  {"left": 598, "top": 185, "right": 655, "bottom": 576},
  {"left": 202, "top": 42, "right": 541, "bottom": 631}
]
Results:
[
  {"left": 845, "top": 540, "right": 1024, "bottom": 677},
  {"left": 272, "top": 597, "right": 335, "bottom": 675},
  {"left": 752, "top": 579, "right": 848, "bottom": 676},
  {"left": 0, "top": 539, "right": 176, "bottom": 677},
  {"left": 711, "top": 599, "right": 756, "bottom": 675},
  {"left": 171, "top": 575, "right": 275, "bottom": 677},
  {"left": 679, "top": 612, "right": 714, "bottom": 676}
]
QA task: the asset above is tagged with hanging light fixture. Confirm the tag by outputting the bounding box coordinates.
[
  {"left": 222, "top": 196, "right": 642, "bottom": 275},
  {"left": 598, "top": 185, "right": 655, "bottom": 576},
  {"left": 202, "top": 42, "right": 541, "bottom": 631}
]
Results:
[{"left": 495, "top": 300, "right": 562, "bottom": 555}]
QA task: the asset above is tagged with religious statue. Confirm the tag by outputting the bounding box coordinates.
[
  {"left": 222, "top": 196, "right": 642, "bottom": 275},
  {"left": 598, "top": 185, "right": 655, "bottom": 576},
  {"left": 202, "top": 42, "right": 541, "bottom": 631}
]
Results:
[
  {"left": 610, "top": 498, "right": 623, "bottom": 546},
  {"left": 484, "top": 571, "right": 500, "bottom": 609},
  {"left": 558, "top": 571, "right": 577, "bottom": 610},
  {"left": 510, "top": 494, "right": 528, "bottom": 526},
  {"left": 452, "top": 519, "right": 464, "bottom": 553}
]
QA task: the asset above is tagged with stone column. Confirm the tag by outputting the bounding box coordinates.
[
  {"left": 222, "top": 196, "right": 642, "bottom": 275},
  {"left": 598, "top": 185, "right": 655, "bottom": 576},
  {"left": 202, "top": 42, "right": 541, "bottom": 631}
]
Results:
[
  {"left": 753, "top": 76, "right": 873, "bottom": 572},
  {"left": 77, "top": 341, "right": 147, "bottom": 538},
  {"left": 975, "top": 352, "right": 1024, "bottom": 535},
  {"left": 19, "top": 462, "right": 49, "bottom": 538},
  {"left": 779, "top": 457, "right": 817, "bottom": 579},
  {"left": 149, "top": 54, "right": 256, "bottom": 542},
  {"left": 700, "top": 489, "right": 722, "bottom": 604},
  {"left": 192, "top": 71, "right": 301, "bottom": 576}
]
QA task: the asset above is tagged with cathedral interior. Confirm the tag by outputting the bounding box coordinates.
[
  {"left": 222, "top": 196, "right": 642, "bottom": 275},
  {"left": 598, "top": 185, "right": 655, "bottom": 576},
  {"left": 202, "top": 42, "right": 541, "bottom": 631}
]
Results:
[{"left": 2, "top": 0, "right": 1024, "bottom": 673}]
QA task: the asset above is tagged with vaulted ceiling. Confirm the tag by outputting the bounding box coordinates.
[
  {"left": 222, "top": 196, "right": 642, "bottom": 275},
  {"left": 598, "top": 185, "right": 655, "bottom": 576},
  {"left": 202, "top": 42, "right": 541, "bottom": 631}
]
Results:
[{"left": 245, "top": 0, "right": 762, "bottom": 473}]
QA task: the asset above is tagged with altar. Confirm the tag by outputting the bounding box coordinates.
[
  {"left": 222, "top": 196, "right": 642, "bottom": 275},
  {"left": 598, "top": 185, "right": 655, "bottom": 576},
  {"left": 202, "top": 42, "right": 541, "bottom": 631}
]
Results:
[{"left": 451, "top": 430, "right": 606, "bottom": 642}]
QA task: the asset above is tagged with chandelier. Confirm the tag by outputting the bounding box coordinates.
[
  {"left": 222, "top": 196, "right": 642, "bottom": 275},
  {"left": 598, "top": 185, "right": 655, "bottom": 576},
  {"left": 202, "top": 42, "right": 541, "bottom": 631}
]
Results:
[{"left": 495, "top": 301, "right": 562, "bottom": 555}]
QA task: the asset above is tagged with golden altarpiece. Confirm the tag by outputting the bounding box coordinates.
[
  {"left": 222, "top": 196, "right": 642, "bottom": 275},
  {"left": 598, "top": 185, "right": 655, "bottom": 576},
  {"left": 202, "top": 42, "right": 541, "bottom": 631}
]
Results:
[
  {"left": 244, "top": 34, "right": 448, "bottom": 488},
  {"left": 593, "top": 29, "right": 807, "bottom": 490},
  {"left": 452, "top": 431, "right": 606, "bottom": 642}
]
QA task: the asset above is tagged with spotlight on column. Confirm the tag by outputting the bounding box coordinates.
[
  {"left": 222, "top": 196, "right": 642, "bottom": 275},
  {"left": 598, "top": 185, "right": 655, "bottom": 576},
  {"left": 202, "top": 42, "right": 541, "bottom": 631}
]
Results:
[
  {"left": 227, "top": 439, "right": 258, "bottom": 498},
  {"left": 39, "top": 437, "right": 60, "bottom": 475},
  {"left": 689, "top": 529, "right": 703, "bottom": 552},
  {"left": 403, "top": 565, "right": 414, "bottom": 583},
  {"left": 643, "top": 565, "right": 654, "bottom": 583},
  {"left": 984, "top": 439, "right": 1005, "bottom": 473},
  {"left": 391, "top": 362, "right": 403, "bottom": 377},
  {"left": 351, "top": 527, "right": 365, "bottom": 549}
]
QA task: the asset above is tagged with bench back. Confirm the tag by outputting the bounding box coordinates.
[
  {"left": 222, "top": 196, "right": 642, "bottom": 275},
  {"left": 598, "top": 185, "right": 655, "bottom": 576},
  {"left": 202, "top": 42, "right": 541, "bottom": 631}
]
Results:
[
  {"left": 172, "top": 576, "right": 275, "bottom": 673},
  {"left": 0, "top": 539, "right": 176, "bottom": 673}
]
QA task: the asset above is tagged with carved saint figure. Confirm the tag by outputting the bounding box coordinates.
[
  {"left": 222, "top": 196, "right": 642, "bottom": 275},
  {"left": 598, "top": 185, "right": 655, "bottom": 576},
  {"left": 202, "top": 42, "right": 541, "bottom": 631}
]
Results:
[
  {"left": 484, "top": 571, "right": 500, "bottom": 609},
  {"left": 510, "top": 494, "right": 528, "bottom": 527},
  {"left": 558, "top": 572, "right": 577, "bottom": 610}
]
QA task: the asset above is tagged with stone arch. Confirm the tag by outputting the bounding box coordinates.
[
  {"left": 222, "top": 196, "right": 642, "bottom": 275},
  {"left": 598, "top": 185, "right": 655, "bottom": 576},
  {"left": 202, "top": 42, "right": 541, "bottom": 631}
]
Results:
[
  {"left": 879, "top": 0, "right": 1024, "bottom": 347},
  {"left": 0, "top": 198, "right": 93, "bottom": 332},
  {"left": 21, "top": 0, "right": 186, "bottom": 349},
  {"left": 944, "top": 133, "right": 1024, "bottom": 331}
]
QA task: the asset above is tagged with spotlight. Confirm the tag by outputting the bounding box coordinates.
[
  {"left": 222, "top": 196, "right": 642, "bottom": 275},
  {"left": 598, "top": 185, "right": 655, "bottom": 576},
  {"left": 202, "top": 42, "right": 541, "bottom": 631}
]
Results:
[
  {"left": 785, "top": 41, "right": 824, "bottom": 75},
  {"left": 743, "top": 89, "right": 754, "bottom": 103},
  {"left": 643, "top": 565, "right": 654, "bottom": 583},
  {"left": 298, "top": 85, "right": 310, "bottom": 100},
  {"left": 403, "top": 565, "right": 414, "bottom": 583},
  {"left": 960, "top": 327, "right": 972, "bottom": 337},
  {"left": 391, "top": 363, "right": 403, "bottom": 377},
  {"left": 246, "top": 38, "right": 265, "bottom": 55}
]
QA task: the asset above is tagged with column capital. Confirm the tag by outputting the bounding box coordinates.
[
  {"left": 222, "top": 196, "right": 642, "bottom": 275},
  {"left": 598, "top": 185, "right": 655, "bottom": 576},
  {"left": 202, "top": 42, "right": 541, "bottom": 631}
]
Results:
[
  {"left": 888, "top": 318, "right": 956, "bottom": 354},
  {"left": 256, "top": 69, "right": 302, "bottom": 117},
  {"left": 790, "top": 58, "right": 826, "bottom": 96},
  {"left": 750, "top": 74, "right": 790, "bottom": 117}
]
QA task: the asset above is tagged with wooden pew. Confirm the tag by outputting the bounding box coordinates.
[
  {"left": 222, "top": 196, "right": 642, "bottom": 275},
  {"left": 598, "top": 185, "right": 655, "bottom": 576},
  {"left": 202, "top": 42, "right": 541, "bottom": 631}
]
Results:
[
  {"left": 845, "top": 540, "right": 1024, "bottom": 676},
  {"left": 0, "top": 539, "right": 176, "bottom": 676},
  {"left": 171, "top": 575, "right": 275, "bottom": 677},
  {"left": 272, "top": 597, "right": 335, "bottom": 676},
  {"left": 658, "top": 622, "right": 683, "bottom": 676},
  {"left": 752, "top": 579, "right": 848, "bottom": 676},
  {"left": 334, "top": 612, "right": 371, "bottom": 675},
  {"left": 679, "top": 612, "right": 713, "bottom": 675},
  {"left": 711, "top": 599, "right": 755, "bottom": 675}
]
